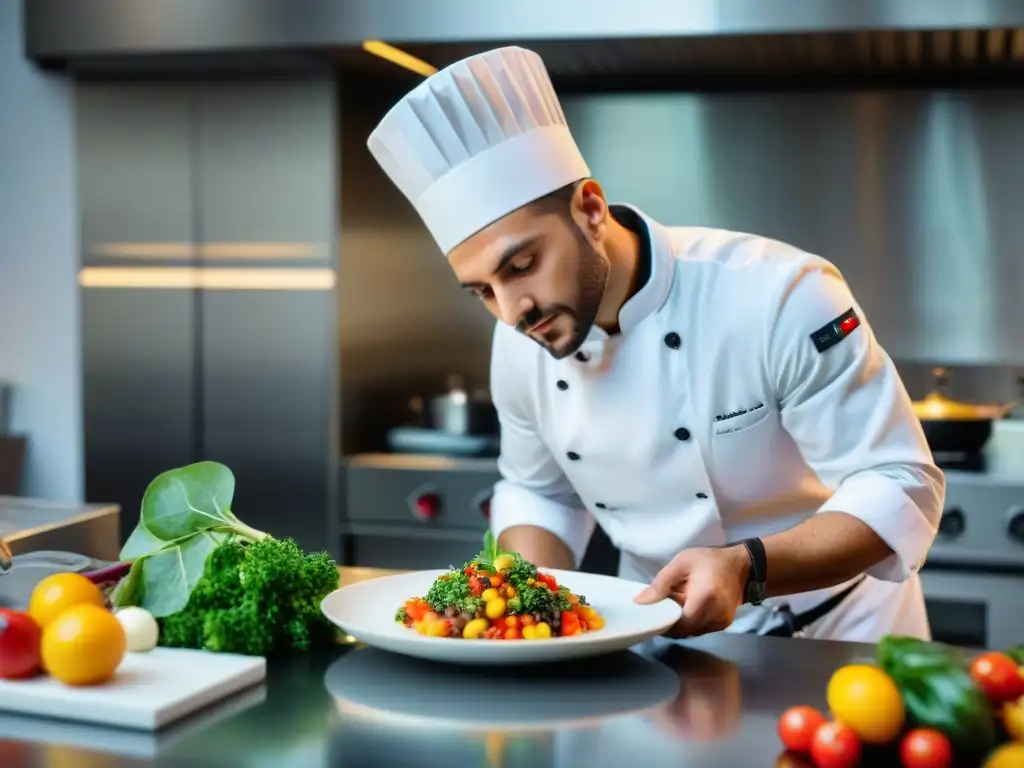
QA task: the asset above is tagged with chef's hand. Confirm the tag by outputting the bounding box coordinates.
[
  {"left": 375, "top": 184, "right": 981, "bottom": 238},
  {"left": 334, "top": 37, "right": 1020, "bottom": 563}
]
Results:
[{"left": 632, "top": 545, "right": 749, "bottom": 638}]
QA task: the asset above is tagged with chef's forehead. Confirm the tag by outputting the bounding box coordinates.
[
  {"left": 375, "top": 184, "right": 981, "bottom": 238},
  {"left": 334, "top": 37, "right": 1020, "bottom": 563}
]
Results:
[{"left": 448, "top": 201, "right": 563, "bottom": 275}]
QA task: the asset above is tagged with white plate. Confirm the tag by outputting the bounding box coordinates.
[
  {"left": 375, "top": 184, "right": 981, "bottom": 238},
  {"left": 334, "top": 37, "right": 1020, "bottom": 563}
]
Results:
[{"left": 319, "top": 569, "right": 682, "bottom": 666}]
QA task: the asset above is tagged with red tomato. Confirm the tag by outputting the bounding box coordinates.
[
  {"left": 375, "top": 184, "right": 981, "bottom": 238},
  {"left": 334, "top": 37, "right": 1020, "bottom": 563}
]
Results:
[
  {"left": 810, "top": 721, "right": 861, "bottom": 768},
  {"left": 899, "top": 729, "right": 953, "bottom": 768},
  {"left": 469, "top": 576, "right": 483, "bottom": 596},
  {"left": 0, "top": 609, "right": 43, "bottom": 680},
  {"left": 970, "top": 652, "right": 1024, "bottom": 702},
  {"left": 560, "top": 611, "right": 582, "bottom": 637},
  {"left": 777, "top": 706, "right": 827, "bottom": 753}
]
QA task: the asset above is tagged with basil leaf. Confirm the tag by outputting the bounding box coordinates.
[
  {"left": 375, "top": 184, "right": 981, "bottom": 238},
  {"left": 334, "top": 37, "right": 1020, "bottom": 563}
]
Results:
[
  {"left": 139, "top": 530, "right": 227, "bottom": 617},
  {"left": 119, "top": 521, "right": 171, "bottom": 560},
  {"left": 141, "top": 461, "right": 236, "bottom": 541}
]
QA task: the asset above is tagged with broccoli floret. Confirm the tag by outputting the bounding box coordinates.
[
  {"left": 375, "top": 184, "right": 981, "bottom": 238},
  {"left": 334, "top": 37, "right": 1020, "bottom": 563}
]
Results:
[{"left": 156, "top": 537, "right": 340, "bottom": 657}]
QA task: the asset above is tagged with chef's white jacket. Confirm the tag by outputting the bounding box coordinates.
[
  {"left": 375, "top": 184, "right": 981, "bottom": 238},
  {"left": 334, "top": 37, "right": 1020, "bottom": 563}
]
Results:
[{"left": 487, "top": 205, "right": 945, "bottom": 642}]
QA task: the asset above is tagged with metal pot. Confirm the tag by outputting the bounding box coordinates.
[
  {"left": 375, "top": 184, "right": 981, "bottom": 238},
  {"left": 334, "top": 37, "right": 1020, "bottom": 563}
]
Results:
[
  {"left": 911, "top": 368, "right": 1016, "bottom": 456},
  {"left": 410, "top": 375, "right": 498, "bottom": 436}
]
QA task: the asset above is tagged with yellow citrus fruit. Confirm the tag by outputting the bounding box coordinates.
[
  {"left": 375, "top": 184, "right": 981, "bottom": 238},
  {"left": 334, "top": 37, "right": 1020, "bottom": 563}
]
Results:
[
  {"left": 41, "top": 604, "right": 126, "bottom": 686},
  {"left": 826, "top": 664, "right": 905, "bottom": 744},
  {"left": 28, "top": 572, "right": 105, "bottom": 628},
  {"left": 984, "top": 743, "right": 1024, "bottom": 768}
]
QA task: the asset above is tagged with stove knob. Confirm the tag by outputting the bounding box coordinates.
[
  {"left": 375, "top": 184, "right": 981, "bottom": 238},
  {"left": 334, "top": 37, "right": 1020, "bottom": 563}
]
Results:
[
  {"left": 938, "top": 507, "right": 965, "bottom": 538},
  {"left": 410, "top": 491, "right": 442, "bottom": 522},
  {"left": 471, "top": 490, "right": 492, "bottom": 520},
  {"left": 1007, "top": 507, "right": 1024, "bottom": 545}
]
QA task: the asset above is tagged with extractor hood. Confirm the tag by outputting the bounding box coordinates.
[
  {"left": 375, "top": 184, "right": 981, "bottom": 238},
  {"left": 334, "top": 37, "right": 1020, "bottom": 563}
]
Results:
[{"left": 24, "top": 0, "right": 1024, "bottom": 85}]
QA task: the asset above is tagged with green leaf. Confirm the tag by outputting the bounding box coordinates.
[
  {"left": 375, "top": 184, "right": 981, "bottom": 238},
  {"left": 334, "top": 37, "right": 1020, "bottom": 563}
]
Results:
[
  {"left": 139, "top": 530, "right": 227, "bottom": 618},
  {"left": 120, "top": 521, "right": 172, "bottom": 560},
  {"left": 141, "top": 461, "right": 236, "bottom": 541},
  {"left": 111, "top": 559, "right": 146, "bottom": 608}
]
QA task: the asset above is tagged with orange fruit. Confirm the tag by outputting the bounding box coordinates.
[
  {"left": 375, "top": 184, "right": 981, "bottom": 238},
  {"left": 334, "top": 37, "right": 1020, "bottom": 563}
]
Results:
[
  {"left": 28, "top": 573, "right": 105, "bottom": 628},
  {"left": 41, "top": 604, "right": 126, "bottom": 686}
]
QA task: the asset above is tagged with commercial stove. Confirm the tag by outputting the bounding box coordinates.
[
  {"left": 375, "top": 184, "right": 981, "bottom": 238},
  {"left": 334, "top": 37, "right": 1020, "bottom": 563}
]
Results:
[{"left": 920, "top": 458, "right": 1024, "bottom": 649}]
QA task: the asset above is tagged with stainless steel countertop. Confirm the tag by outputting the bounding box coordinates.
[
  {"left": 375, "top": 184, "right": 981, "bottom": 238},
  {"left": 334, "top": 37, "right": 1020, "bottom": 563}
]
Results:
[{"left": 0, "top": 566, "right": 949, "bottom": 767}]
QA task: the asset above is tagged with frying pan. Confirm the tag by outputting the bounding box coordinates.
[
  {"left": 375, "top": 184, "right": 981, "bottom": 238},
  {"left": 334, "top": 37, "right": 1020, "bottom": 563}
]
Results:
[{"left": 911, "top": 368, "right": 1016, "bottom": 456}]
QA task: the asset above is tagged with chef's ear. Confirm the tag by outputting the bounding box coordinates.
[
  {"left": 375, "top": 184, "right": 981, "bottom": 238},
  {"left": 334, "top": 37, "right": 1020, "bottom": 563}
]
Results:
[{"left": 572, "top": 179, "right": 609, "bottom": 239}]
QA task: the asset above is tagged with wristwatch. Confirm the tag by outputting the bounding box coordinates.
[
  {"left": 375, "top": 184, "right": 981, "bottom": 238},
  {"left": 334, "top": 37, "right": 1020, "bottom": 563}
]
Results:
[{"left": 740, "top": 537, "right": 767, "bottom": 605}]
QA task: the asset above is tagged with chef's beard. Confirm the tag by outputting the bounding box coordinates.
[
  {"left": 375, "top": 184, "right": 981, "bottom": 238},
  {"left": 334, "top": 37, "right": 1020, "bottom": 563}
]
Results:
[{"left": 516, "top": 231, "right": 609, "bottom": 359}]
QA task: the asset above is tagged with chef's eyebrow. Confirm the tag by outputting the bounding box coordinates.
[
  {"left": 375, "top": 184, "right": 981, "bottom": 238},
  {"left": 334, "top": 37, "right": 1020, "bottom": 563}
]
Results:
[{"left": 460, "top": 235, "right": 541, "bottom": 289}]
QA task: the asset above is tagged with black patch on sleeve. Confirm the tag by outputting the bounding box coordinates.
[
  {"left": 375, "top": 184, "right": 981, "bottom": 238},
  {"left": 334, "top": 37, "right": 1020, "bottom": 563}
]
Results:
[{"left": 810, "top": 307, "right": 861, "bottom": 354}]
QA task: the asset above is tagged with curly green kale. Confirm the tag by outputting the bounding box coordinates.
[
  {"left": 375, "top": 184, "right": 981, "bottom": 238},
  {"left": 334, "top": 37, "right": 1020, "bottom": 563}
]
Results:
[{"left": 158, "top": 536, "right": 340, "bottom": 656}]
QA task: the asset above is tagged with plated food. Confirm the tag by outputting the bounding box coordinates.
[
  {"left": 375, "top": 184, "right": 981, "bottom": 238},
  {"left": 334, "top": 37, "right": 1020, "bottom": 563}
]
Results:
[
  {"left": 319, "top": 534, "right": 682, "bottom": 665},
  {"left": 395, "top": 533, "right": 604, "bottom": 641}
]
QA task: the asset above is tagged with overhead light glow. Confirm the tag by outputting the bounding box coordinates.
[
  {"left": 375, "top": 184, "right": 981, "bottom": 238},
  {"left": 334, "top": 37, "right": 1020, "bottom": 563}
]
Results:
[{"left": 362, "top": 40, "right": 437, "bottom": 77}]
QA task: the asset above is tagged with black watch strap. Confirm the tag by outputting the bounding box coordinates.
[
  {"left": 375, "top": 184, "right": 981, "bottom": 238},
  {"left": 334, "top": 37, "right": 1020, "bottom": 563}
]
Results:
[{"left": 740, "top": 537, "right": 767, "bottom": 605}]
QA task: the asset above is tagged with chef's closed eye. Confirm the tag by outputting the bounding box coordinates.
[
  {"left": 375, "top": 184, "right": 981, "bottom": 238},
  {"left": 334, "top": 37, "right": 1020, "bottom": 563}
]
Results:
[{"left": 712, "top": 402, "right": 771, "bottom": 436}]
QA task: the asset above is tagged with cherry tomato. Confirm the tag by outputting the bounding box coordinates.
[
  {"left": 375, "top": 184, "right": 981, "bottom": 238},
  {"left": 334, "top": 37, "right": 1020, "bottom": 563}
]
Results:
[
  {"left": 899, "top": 729, "right": 953, "bottom": 768},
  {"left": 503, "top": 627, "right": 521, "bottom": 640},
  {"left": 778, "top": 706, "right": 827, "bottom": 753},
  {"left": 488, "top": 573, "right": 504, "bottom": 588},
  {"left": 971, "top": 652, "right": 1024, "bottom": 702},
  {"left": 810, "top": 721, "right": 861, "bottom": 768},
  {"left": 0, "top": 609, "right": 43, "bottom": 680}
]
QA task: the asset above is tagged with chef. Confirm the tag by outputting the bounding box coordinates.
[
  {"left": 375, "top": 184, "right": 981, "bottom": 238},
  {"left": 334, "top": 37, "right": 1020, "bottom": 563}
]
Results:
[{"left": 366, "top": 46, "right": 945, "bottom": 642}]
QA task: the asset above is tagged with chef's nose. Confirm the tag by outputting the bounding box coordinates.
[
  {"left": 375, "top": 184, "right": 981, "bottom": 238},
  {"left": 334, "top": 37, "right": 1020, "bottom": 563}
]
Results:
[{"left": 495, "top": 287, "right": 533, "bottom": 328}]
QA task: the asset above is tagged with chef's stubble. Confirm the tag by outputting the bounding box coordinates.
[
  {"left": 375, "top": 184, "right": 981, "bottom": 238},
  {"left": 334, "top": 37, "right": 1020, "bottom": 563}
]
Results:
[{"left": 518, "top": 224, "right": 609, "bottom": 360}]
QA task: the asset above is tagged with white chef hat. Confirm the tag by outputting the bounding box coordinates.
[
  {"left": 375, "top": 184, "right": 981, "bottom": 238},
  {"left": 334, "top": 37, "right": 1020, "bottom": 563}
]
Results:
[{"left": 367, "top": 46, "right": 590, "bottom": 255}]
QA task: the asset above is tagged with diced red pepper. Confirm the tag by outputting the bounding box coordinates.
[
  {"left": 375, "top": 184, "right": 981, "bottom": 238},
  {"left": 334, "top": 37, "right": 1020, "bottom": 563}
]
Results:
[
  {"left": 469, "top": 576, "right": 483, "bottom": 596},
  {"left": 405, "top": 599, "right": 431, "bottom": 622},
  {"left": 537, "top": 573, "right": 558, "bottom": 591},
  {"left": 483, "top": 626, "right": 503, "bottom": 640},
  {"left": 560, "top": 611, "right": 582, "bottom": 636}
]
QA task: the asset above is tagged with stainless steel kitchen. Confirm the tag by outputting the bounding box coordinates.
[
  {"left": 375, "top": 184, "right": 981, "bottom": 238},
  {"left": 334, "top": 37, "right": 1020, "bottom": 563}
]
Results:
[{"left": 3, "top": 1, "right": 1024, "bottom": 766}]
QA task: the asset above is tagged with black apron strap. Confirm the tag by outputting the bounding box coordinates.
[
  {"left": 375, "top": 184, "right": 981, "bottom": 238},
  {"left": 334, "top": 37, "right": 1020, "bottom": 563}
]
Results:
[{"left": 760, "top": 576, "right": 867, "bottom": 638}]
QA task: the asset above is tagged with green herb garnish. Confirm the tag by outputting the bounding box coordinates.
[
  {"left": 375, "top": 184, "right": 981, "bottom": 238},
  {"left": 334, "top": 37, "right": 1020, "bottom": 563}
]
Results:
[
  {"left": 424, "top": 571, "right": 482, "bottom": 614},
  {"left": 395, "top": 606, "right": 408, "bottom": 623}
]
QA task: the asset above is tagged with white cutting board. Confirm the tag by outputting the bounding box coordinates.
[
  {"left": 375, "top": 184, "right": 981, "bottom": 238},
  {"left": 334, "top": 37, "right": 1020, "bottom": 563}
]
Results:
[{"left": 0, "top": 647, "right": 266, "bottom": 731}]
